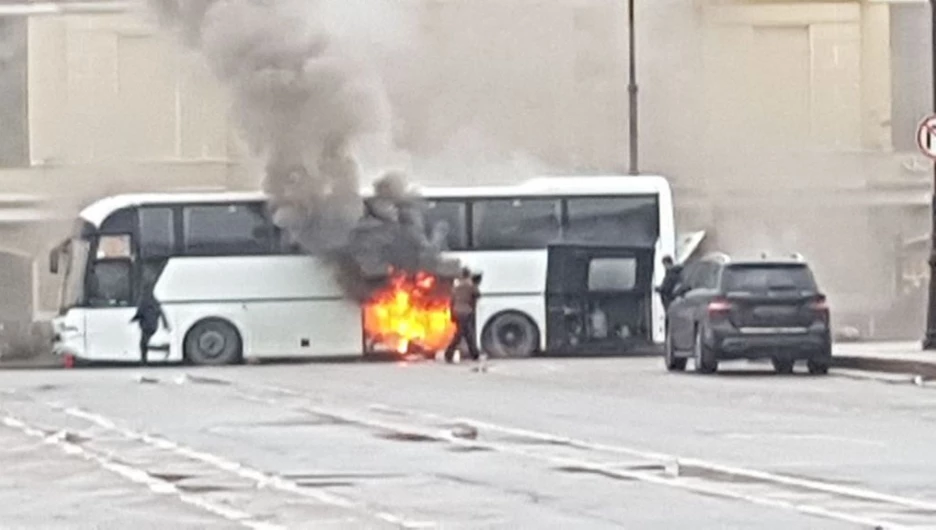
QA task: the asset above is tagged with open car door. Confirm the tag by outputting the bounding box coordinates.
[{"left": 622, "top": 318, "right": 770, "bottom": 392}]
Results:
[{"left": 546, "top": 243, "right": 655, "bottom": 355}]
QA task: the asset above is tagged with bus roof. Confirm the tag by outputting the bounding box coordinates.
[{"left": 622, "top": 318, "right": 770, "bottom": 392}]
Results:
[{"left": 78, "top": 174, "right": 673, "bottom": 228}]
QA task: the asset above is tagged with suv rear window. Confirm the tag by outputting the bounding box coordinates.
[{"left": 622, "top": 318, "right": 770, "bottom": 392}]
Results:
[{"left": 722, "top": 264, "right": 817, "bottom": 293}]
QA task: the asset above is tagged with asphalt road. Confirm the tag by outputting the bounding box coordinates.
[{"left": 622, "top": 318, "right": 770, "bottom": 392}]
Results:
[{"left": 1, "top": 357, "right": 935, "bottom": 529}]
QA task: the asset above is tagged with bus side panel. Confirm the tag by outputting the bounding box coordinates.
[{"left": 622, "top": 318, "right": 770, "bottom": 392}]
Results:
[
  {"left": 242, "top": 299, "right": 363, "bottom": 357},
  {"left": 155, "top": 255, "right": 363, "bottom": 359}
]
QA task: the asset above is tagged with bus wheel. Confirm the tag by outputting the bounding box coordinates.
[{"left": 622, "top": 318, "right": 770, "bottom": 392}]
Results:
[
  {"left": 184, "top": 319, "right": 242, "bottom": 366},
  {"left": 482, "top": 312, "right": 539, "bottom": 358}
]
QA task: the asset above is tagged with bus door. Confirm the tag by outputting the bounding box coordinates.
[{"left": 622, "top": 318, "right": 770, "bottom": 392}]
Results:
[
  {"left": 83, "top": 234, "right": 140, "bottom": 361},
  {"left": 545, "top": 244, "right": 655, "bottom": 354}
]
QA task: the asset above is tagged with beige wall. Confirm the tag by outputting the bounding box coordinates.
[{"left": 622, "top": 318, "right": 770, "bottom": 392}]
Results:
[
  {"left": 27, "top": 12, "right": 234, "bottom": 167},
  {"left": 0, "top": 0, "right": 929, "bottom": 335}
]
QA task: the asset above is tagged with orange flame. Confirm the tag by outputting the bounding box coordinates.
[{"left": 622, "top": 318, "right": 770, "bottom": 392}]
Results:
[{"left": 363, "top": 271, "right": 456, "bottom": 354}]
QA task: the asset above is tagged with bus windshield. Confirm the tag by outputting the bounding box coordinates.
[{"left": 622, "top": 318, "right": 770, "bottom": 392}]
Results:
[{"left": 60, "top": 239, "right": 89, "bottom": 313}]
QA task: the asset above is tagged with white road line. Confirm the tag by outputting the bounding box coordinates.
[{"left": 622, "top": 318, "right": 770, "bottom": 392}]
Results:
[
  {"left": 371, "top": 404, "right": 936, "bottom": 515},
  {"left": 54, "top": 404, "right": 433, "bottom": 529},
  {"left": 209, "top": 378, "right": 927, "bottom": 530},
  {"left": 0, "top": 414, "right": 284, "bottom": 530}
]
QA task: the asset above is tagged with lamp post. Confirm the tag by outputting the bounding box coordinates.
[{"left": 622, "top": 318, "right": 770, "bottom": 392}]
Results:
[
  {"left": 627, "top": 0, "right": 639, "bottom": 175},
  {"left": 925, "top": 0, "right": 936, "bottom": 349}
]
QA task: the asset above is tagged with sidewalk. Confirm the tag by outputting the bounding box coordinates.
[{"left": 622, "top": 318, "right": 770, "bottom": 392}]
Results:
[{"left": 833, "top": 341, "right": 936, "bottom": 379}]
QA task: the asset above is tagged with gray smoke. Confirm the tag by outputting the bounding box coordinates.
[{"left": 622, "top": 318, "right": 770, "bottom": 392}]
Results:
[{"left": 146, "top": 0, "right": 459, "bottom": 299}]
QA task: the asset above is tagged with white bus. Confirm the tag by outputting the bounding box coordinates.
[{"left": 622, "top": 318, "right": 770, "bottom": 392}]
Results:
[{"left": 49, "top": 175, "right": 676, "bottom": 365}]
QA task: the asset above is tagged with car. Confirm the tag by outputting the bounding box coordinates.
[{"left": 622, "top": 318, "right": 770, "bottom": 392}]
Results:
[{"left": 663, "top": 252, "right": 831, "bottom": 375}]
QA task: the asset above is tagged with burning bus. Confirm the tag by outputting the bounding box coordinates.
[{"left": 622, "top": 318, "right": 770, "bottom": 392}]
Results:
[{"left": 49, "top": 175, "right": 676, "bottom": 365}]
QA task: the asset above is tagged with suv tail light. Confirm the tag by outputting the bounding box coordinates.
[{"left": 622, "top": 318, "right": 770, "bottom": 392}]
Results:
[
  {"left": 810, "top": 295, "right": 830, "bottom": 321},
  {"left": 707, "top": 299, "right": 732, "bottom": 316}
]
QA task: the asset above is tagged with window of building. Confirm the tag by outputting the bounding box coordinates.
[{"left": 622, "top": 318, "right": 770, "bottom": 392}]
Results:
[
  {"left": 0, "top": 17, "right": 28, "bottom": 167},
  {"left": 182, "top": 203, "right": 273, "bottom": 255},
  {"left": 891, "top": 3, "right": 931, "bottom": 152},
  {"left": 565, "top": 197, "right": 659, "bottom": 246},
  {"left": 472, "top": 198, "right": 562, "bottom": 249},
  {"left": 424, "top": 199, "right": 468, "bottom": 251},
  {"left": 139, "top": 207, "right": 175, "bottom": 257}
]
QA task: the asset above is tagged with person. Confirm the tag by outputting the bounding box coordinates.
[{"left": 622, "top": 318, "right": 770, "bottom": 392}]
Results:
[
  {"left": 130, "top": 289, "right": 170, "bottom": 366},
  {"left": 656, "top": 255, "right": 683, "bottom": 310},
  {"left": 444, "top": 267, "right": 481, "bottom": 363}
]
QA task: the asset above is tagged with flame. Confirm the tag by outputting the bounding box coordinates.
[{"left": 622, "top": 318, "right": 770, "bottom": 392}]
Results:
[{"left": 363, "top": 271, "right": 456, "bottom": 354}]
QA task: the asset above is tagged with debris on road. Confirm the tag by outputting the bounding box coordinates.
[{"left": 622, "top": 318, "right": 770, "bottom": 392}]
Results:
[{"left": 134, "top": 375, "right": 160, "bottom": 384}]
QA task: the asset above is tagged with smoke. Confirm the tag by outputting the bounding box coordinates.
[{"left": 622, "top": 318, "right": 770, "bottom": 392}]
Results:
[{"left": 145, "top": 0, "right": 460, "bottom": 299}]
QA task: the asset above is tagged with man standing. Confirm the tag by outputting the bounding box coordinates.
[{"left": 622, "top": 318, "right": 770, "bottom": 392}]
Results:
[
  {"left": 444, "top": 267, "right": 481, "bottom": 363},
  {"left": 656, "top": 255, "right": 683, "bottom": 310},
  {"left": 130, "top": 289, "right": 170, "bottom": 366}
]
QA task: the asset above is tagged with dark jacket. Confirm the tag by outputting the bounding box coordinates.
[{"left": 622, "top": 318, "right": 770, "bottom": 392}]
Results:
[
  {"left": 657, "top": 265, "right": 683, "bottom": 307},
  {"left": 451, "top": 278, "right": 480, "bottom": 319},
  {"left": 131, "top": 294, "right": 168, "bottom": 333}
]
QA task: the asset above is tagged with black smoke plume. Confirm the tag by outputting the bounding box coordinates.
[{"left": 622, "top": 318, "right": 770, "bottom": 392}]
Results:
[{"left": 145, "top": 0, "right": 460, "bottom": 300}]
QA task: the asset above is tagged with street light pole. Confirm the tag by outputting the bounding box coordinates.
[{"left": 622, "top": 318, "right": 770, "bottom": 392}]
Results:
[
  {"left": 627, "top": 0, "right": 639, "bottom": 175},
  {"left": 924, "top": 0, "right": 936, "bottom": 349}
]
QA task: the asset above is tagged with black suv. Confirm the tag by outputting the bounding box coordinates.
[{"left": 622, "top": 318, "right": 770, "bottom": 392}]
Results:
[{"left": 664, "top": 253, "right": 831, "bottom": 375}]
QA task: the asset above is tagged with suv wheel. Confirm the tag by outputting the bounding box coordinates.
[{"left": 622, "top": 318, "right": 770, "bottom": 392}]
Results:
[
  {"left": 807, "top": 359, "right": 830, "bottom": 375},
  {"left": 665, "top": 325, "right": 687, "bottom": 372},
  {"left": 772, "top": 359, "right": 795, "bottom": 374},
  {"left": 694, "top": 326, "right": 718, "bottom": 374}
]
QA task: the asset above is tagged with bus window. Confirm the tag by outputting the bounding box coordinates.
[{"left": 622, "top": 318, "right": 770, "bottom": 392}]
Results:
[
  {"left": 565, "top": 197, "right": 659, "bottom": 246},
  {"left": 96, "top": 234, "right": 132, "bottom": 259},
  {"left": 182, "top": 203, "right": 273, "bottom": 255},
  {"left": 60, "top": 239, "right": 89, "bottom": 312},
  {"left": 100, "top": 208, "right": 136, "bottom": 235},
  {"left": 87, "top": 259, "right": 132, "bottom": 307},
  {"left": 139, "top": 207, "right": 175, "bottom": 257},
  {"left": 472, "top": 198, "right": 561, "bottom": 249},
  {"left": 424, "top": 199, "right": 468, "bottom": 251},
  {"left": 588, "top": 257, "right": 637, "bottom": 291}
]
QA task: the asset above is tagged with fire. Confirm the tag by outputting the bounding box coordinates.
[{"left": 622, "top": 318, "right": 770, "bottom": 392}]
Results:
[{"left": 363, "top": 271, "right": 456, "bottom": 354}]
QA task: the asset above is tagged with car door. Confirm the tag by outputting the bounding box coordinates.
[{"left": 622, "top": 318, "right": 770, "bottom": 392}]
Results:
[
  {"left": 666, "top": 262, "right": 698, "bottom": 350},
  {"left": 683, "top": 263, "right": 721, "bottom": 339},
  {"left": 83, "top": 257, "right": 140, "bottom": 361},
  {"left": 671, "top": 262, "right": 721, "bottom": 350}
]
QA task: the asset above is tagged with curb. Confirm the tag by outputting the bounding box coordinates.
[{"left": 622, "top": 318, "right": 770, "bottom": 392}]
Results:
[{"left": 832, "top": 356, "right": 936, "bottom": 379}]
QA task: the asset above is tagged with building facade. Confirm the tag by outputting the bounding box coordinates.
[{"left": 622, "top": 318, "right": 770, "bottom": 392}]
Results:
[{"left": 0, "top": 0, "right": 931, "bottom": 338}]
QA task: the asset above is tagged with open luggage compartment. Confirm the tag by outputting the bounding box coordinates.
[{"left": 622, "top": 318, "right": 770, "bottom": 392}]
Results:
[{"left": 545, "top": 244, "right": 655, "bottom": 355}]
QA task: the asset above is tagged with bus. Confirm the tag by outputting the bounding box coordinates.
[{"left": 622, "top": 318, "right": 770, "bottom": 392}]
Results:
[{"left": 49, "top": 175, "right": 676, "bottom": 365}]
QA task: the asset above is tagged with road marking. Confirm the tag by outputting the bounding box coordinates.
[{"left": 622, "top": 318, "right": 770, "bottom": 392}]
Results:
[
  {"left": 373, "top": 404, "right": 936, "bottom": 515},
  {"left": 719, "top": 433, "right": 888, "bottom": 446},
  {"left": 54, "top": 405, "right": 433, "bottom": 529},
  {"left": 204, "top": 376, "right": 932, "bottom": 530},
  {"left": 0, "top": 414, "right": 284, "bottom": 530}
]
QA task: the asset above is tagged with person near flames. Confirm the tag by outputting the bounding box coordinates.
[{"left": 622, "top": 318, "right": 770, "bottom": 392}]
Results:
[
  {"left": 444, "top": 267, "right": 482, "bottom": 363},
  {"left": 656, "top": 255, "right": 683, "bottom": 311},
  {"left": 129, "top": 288, "right": 170, "bottom": 366}
]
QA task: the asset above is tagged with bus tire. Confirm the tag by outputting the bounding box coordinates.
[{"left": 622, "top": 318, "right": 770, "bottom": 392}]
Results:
[
  {"left": 482, "top": 312, "right": 539, "bottom": 359},
  {"left": 184, "top": 318, "right": 242, "bottom": 366}
]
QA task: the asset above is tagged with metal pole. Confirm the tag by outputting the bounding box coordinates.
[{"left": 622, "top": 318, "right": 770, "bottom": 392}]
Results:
[
  {"left": 924, "top": 0, "right": 936, "bottom": 349},
  {"left": 627, "top": 0, "right": 639, "bottom": 175}
]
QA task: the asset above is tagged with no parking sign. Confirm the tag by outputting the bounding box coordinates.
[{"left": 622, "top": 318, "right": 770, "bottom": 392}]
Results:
[{"left": 917, "top": 115, "right": 936, "bottom": 160}]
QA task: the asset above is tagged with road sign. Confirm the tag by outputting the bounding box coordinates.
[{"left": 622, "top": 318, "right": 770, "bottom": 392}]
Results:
[{"left": 917, "top": 115, "right": 936, "bottom": 160}]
